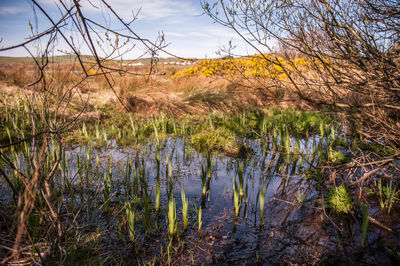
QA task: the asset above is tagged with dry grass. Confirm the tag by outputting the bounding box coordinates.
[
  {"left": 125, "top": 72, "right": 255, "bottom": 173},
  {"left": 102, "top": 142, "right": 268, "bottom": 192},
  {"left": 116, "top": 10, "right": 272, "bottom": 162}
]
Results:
[
  {"left": 0, "top": 64, "right": 35, "bottom": 87},
  {"left": 0, "top": 62, "right": 304, "bottom": 118}
]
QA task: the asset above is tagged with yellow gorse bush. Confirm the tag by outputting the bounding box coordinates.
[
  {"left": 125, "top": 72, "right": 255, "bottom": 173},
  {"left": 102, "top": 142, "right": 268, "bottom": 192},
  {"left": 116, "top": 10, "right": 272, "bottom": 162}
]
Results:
[
  {"left": 88, "top": 68, "right": 97, "bottom": 75},
  {"left": 173, "top": 54, "right": 311, "bottom": 80}
]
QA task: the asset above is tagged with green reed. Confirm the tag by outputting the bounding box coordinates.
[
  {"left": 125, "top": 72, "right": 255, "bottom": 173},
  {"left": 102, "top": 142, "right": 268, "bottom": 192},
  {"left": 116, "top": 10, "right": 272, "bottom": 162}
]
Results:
[
  {"left": 233, "top": 177, "right": 240, "bottom": 216},
  {"left": 103, "top": 172, "right": 111, "bottom": 210},
  {"left": 259, "top": 187, "right": 267, "bottom": 226},
  {"left": 361, "top": 203, "right": 368, "bottom": 248},
  {"left": 181, "top": 186, "right": 189, "bottom": 231},
  {"left": 155, "top": 180, "right": 160, "bottom": 213},
  {"left": 237, "top": 161, "right": 244, "bottom": 197},
  {"left": 126, "top": 203, "right": 135, "bottom": 241},
  {"left": 168, "top": 195, "right": 178, "bottom": 235},
  {"left": 198, "top": 206, "right": 202, "bottom": 231}
]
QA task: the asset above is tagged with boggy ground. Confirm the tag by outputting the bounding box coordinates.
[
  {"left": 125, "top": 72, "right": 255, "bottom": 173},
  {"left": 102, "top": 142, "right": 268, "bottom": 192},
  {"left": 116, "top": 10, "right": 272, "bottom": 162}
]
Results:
[
  {"left": 0, "top": 61, "right": 399, "bottom": 265},
  {"left": 183, "top": 183, "right": 400, "bottom": 265}
]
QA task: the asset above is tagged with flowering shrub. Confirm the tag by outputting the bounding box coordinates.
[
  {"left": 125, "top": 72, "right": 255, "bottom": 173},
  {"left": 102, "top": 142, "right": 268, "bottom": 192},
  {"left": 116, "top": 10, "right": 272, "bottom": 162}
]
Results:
[{"left": 173, "top": 54, "right": 311, "bottom": 80}]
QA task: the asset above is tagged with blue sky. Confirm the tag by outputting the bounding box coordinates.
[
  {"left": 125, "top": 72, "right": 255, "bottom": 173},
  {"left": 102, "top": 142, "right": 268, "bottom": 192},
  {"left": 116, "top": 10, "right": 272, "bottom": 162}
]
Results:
[{"left": 0, "top": 0, "right": 252, "bottom": 58}]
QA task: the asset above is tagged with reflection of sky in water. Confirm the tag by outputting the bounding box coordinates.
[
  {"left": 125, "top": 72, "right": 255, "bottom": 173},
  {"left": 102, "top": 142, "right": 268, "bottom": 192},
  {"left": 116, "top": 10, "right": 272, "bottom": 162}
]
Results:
[{"left": 64, "top": 136, "right": 323, "bottom": 229}]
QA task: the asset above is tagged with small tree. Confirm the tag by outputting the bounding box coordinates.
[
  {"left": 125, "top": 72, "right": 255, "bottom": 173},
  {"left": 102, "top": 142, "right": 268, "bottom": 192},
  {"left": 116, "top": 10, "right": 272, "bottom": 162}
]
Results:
[
  {"left": 202, "top": 0, "right": 399, "bottom": 179},
  {"left": 0, "top": 0, "right": 168, "bottom": 262}
]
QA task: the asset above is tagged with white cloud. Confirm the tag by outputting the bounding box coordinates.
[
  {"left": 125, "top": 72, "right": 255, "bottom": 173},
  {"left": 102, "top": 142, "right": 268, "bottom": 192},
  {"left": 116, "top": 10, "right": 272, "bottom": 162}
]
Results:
[
  {"left": 188, "top": 31, "right": 209, "bottom": 38},
  {"left": 165, "top": 31, "right": 209, "bottom": 38},
  {"left": 165, "top": 32, "right": 185, "bottom": 37},
  {"left": 0, "top": 6, "right": 25, "bottom": 15}
]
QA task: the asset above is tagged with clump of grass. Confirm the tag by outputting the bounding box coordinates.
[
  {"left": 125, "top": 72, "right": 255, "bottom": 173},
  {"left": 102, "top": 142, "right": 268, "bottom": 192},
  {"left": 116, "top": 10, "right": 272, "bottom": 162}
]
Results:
[
  {"left": 2, "top": 65, "right": 34, "bottom": 87},
  {"left": 327, "top": 184, "right": 353, "bottom": 214},
  {"left": 378, "top": 178, "right": 398, "bottom": 215},
  {"left": 119, "top": 76, "right": 146, "bottom": 95},
  {"left": 191, "top": 128, "right": 238, "bottom": 153}
]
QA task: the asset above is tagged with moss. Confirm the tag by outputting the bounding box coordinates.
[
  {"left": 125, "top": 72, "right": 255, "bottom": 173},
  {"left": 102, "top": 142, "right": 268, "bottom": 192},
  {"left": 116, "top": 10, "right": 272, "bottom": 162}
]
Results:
[
  {"left": 351, "top": 138, "right": 395, "bottom": 156},
  {"left": 328, "top": 149, "right": 345, "bottom": 164},
  {"left": 304, "top": 168, "right": 322, "bottom": 183},
  {"left": 327, "top": 184, "right": 353, "bottom": 214}
]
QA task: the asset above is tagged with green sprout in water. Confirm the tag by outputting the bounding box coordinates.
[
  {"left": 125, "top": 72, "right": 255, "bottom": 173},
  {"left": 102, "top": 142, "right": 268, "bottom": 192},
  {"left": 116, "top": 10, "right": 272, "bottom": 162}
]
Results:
[
  {"left": 181, "top": 186, "right": 189, "bottom": 231},
  {"left": 198, "top": 206, "right": 202, "bottom": 231},
  {"left": 155, "top": 180, "right": 160, "bottom": 213},
  {"left": 168, "top": 195, "right": 177, "bottom": 235},
  {"left": 126, "top": 203, "right": 135, "bottom": 241},
  {"left": 361, "top": 203, "right": 368, "bottom": 248},
  {"left": 201, "top": 165, "right": 207, "bottom": 196},
  {"left": 237, "top": 161, "right": 244, "bottom": 197},
  {"left": 233, "top": 178, "right": 241, "bottom": 216},
  {"left": 259, "top": 187, "right": 266, "bottom": 226},
  {"left": 103, "top": 172, "right": 111, "bottom": 210}
]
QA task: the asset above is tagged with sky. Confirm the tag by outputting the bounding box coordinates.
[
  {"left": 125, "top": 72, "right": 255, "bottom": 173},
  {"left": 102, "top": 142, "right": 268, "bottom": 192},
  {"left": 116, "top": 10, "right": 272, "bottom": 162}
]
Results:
[{"left": 0, "top": 0, "right": 254, "bottom": 59}]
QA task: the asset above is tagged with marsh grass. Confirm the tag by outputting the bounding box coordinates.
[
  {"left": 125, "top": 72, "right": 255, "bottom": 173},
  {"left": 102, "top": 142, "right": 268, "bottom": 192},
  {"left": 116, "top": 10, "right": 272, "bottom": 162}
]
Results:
[{"left": 5, "top": 90, "right": 382, "bottom": 265}]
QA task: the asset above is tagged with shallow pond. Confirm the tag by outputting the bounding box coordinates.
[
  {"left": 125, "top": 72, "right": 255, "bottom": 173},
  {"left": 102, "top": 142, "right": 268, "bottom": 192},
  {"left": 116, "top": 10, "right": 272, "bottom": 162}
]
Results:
[
  {"left": 59, "top": 135, "right": 398, "bottom": 264},
  {"left": 1, "top": 134, "right": 399, "bottom": 264}
]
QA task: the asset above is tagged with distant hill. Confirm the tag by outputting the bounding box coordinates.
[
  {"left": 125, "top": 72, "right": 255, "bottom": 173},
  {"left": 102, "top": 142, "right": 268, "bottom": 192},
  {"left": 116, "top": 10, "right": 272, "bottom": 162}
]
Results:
[
  {"left": 0, "top": 55, "right": 96, "bottom": 64},
  {"left": 0, "top": 55, "right": 200, "bottom": 65}
]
